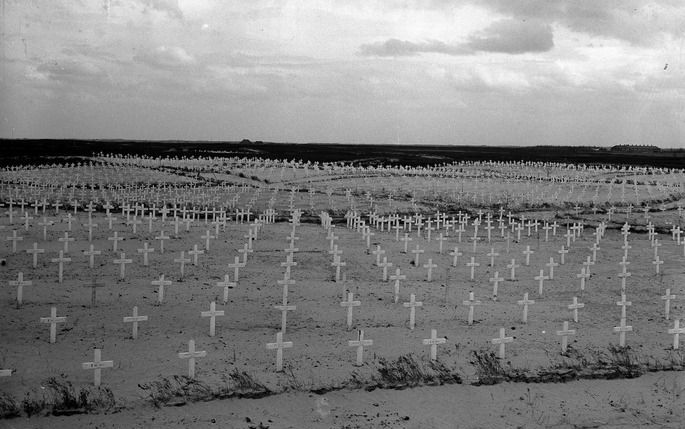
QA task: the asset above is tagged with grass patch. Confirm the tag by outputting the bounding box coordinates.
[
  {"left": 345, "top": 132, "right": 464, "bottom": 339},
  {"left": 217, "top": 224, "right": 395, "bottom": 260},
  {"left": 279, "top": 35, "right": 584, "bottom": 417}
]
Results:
[
  {"left": 369, "top": 354, "right": 462, "bottom": 389},
  {"left": 18, "top": 376, "right": 115, "bottom": 417},
  {"left": 0, "top": 392, "right": 20, "bottom": 418}
]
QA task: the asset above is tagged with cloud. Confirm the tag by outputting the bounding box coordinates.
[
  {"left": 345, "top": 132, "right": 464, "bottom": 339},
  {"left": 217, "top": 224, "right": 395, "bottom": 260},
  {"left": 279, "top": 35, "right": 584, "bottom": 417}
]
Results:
[
  {"left": 466, "top": 19, "right": 554, "bottom": 54},
  {"left": 133, "top": 46, "right": 196, "bottom": 68},
  {"left": 359, "top": 18, "right": 554, "bottom": 57},
  {"left": 479, "top": 0, "right": 685, "bottom": 45},
  {"left": 358, "top": 39, "right": 470, "bottom": 56},
  {"left": 139, "top": 0, "right": 183, "bottom": 19}
]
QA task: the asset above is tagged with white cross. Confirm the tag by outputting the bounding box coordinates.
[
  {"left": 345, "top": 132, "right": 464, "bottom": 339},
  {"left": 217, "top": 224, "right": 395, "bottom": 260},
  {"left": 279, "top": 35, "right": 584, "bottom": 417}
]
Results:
[
  {"left": 6, "top": 230, "right": 23, "bottom": 253},
  {"left": 82, "top": 349, "right": 114, "bottom": 387},
  {"left": 411, "top": 244, "right": 424, "bottom": 266},
  {"left": 487, "top": 248, "right": 499, "bottom": 267},
  {"left": 216, "top": 274, "right": 236, "bottom": 303},
  {"left": 83, "top": 244, "right": 101, "bottom": 269},
  {"left": 422, "top": 329, "right": 446, "bottom": 361},
  {"left": 403, "top": 294, "right": 423, "bottom": 330},
  {"left": 423, "top": 258, "right": 437, "bottom": 282},
  {"left": 40, "top": 306, "right": 66, "bottom": 343},
  {"left": 201, "top": 301, "right": 225, "bottom": 337},
  {"left": 517, "top": 292, "right": 534, "bottom": 323},
  {"left": 668, "top": 319, "right": 684, "bottom": 350},
  {"left": 568, "top": 296, "right": 585, "bottom": 323},
  {"left": 489, "top": 271, "right": 504, "bottom": 300},
  {"left": 113, "top": 252, "right": 133, "bottom": 279},
  {"left": 174, "top": 251, "right": 191, "bottom": 279},
  {"left": 135, "top": 242, "right": 154, "bottom": 266},
  {"left": 189, "top": 244, "right": 204, "bottom": 266},
  {"left": 661, "top": 288, "right": 676, "bottom": 320},
  {"left": 372, "top": 245, "right": 384, "bottom": 266},
  {"left": 266, "top": 332, "right": 293, "bottom": 372},
  {"left": 9, "top": 272, "right": 32, "bottom": 307},
  {"left": 331, "top": 256, "right": 346, "bottom": 282},
  {"left": 535, "top": 269, "right": 549, "bottom": 296},
  {"left": 123, "top": 306, "right": 148, "bottom": 339},
  {"left": 26, "top": 242, "right": 45, "bottom": 268},
  {"left": 389, "top": 268, "right": 406, "bottom": 303},
  {"left": 449, "top": 247, "right": 463, "bottom": 267},
  {"left": 545, "top": 257, "right": 559, "bottom": 280},
  {"left": 557, "top": 246, "right": 568, "bottom": 265},
  {"left": 178, "top": 339, "right": 207, "bottom": 378},
  {"left": 378, "top": 257, "right": 393, "bottom": 282},
  {"left": 492, "top": 328, "right": 513, "bottom": 359},
  {"left": 466, "top": 257, "right": 480, "bottom": 280},
  {"left": 522, "top": 246, "right": 534, "bottom": 266},
  {"left": 108, "top": 231, "right": 123, "bottom": 252},
  {"left": 507, "top": 259, "right": 519, "bottom": 280},
  {"left": 652, "top": 256, "right": 664, "bottom": 275},
  {"left": 228, "top": 256, "right": 246, "bottom": 281},
  {"left": 616, "top": 293, "right": 632, "bottom": 319},
  {"left": 51, "top": 250, "right": 71, "bottom": 283},
  {"left": 274, "top": 298, "right": 296, "bottom": 334},
  {"left": 463, "top": 291, "right": 481, "bottom": 325},
  {"left": 151, "top": 274, "right": 172, "bottom": 303},
  {"left": 201, "top": 230, "right": 215, "bottom": 251},
  {"left": 348, "top": 329, "right": 373, "bottom": 366},
  {"left": 556, "top": 321, "right": 576, "bottom": 354},
  {"left": 155, "top": 230, "right": 170, "bottom": 254},
  {"left": 613, "top": 318, "right": 632, "bottom": 347},
  {"left": 341, "top": 292, "right": 361, "bottom": 330}
]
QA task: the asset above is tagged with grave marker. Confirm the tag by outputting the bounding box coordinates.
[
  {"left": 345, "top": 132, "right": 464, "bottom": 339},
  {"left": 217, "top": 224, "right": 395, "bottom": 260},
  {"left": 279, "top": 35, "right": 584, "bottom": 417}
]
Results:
[
  {"left": 492, "top": 328, "right": 513, "bottom": 359},
  {"left": 201, "top": 301, "right": 225, "bottom": 337},
  {"left": 348, "top": 329, "right": 373, "bottom": 366},
  {"left": 40, "top": 306, "right": 66, "bottom": 343},
  {"left": 668, "top": 319, "right": 684, "bottom": 350},
  {"left": 123, "top": 306, "right": 148, "bottom": 339},
  {"left": 82, "top": 349, "right": 113, "bottom": 387},
  {"left": 341, "top": 292, "right": 361, "bottom": 330},
  {"left": 9, "top": 272, "right": 31, "bottom": 307},
  {"left": 266, "top": 332, "right": 292, "bottom": 372},
  {"left": 517, "top": 292, "right": 534, "bottom": 323},
  {"left": 179, "top": 339, "right": 207, "bottom": 378},
  {"left": 152, "top": 274, "right": 172, "bottom": 303},
  {"left": 556, "top": 321, "right": 576, "bottom": 354},
  {"left": 463, "top": 291, "right": 481, "bottom": 325},
  {"left": 403, "top": 294, "right": 422, "bottom": 330},
  {"left": 422, "top": 329, "right": 446, "bottom": 361}
]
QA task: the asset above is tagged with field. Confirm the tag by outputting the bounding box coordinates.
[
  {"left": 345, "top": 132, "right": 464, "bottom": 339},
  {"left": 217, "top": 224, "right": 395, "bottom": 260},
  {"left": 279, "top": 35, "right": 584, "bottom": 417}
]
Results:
[{"left": 1, "top": 151, "right": 684, "bottom": 428}]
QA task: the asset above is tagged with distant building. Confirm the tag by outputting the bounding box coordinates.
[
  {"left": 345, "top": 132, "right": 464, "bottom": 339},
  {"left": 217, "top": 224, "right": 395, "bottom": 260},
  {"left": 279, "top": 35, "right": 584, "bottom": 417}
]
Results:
[{"left": 610, "top": 144, "right": 660, "bottom": 152}]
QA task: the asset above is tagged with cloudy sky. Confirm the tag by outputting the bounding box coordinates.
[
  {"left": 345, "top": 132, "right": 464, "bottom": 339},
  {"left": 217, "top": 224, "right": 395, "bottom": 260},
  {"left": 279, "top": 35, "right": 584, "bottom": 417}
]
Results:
[{"left": 1, "top": 1, "right": 684, "bottom": 146}]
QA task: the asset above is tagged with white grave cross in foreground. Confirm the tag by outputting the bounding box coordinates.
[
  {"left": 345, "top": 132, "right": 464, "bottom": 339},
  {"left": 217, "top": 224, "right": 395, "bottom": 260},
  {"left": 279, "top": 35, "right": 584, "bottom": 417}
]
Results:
[
  {"left": 178, "top": 339, "right": 207, "bottom": 378},
  {"left": 82, "top": 349, "right": 114, "bottom": 387}
]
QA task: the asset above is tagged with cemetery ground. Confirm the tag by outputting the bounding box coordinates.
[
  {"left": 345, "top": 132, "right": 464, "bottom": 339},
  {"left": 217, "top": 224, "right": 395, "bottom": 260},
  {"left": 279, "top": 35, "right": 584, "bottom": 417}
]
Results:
[{"left": 1, "top": 158, "right": 685, "bottom": 428}]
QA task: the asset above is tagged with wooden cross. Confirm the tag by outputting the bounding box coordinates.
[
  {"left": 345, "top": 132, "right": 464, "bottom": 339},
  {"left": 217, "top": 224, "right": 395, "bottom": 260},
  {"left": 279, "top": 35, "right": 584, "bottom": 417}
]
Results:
[
  {"left": 652, "top": 256, "right": 664, "bottom": 275},
  {"left": 189, "top": 244, "right": 204, "bottom": 266},
  {"left": 6, "top": 230, "right": 23, "bottom": 253},
  {"left": 557, "top": 246, "right": 568, "bottom": 265},
  {"left": 463, "top": 291, "right": 481, "bottom": 325},
  {"left": 266, "top": 332, "right": 292, "bottom": 372},
  {"left": 449, "top": 247, "right": 463, "bottom": 267},
  {"left": 616, "top": 293, "right": 632, "bottom": 319},
  {"left": 613, "top": 318, "right": 632, "bottom": 347},
  {"left": 423, "top": 258, "right": 437, "bottom": 282},
  {"left": 26, "top": 242, "right": 45, "bottom": 268},
  {"left": 108, "top": 231, "right": 123, "bottom": 252},
  {"left": 403, "top": 294, "right": 423, "bottom": 330},
  {"left": 216, "top": 274, "right": 236, "bottom": 303},
  {"left": 489, "top": 271, "right": 503, "bottom": 300},
  {"left": 378, "top": 257, "right": 393, "bottom": 282},
  {"left": 83, "top": 244, "right": 102, "bottom": 269},
  {"left": 522, "top": 246, "right": 534, "bottom": 266},
  {"left": 123, "top": 306, "right": 148, "bottom": 339},
  {"left": 9, "top": 272, "right": 31, "bottom": 307},
  {"left": 341, "top": 292, "right": 361, "bottom": 330},
  {"left": 422, "top": 329, "right": 446, "bottom": 361},
  {"left": 400, "top": 233, "right": 412, "bottom": 253},
  {"left": 40, "top": 306, "right": 66, "bottom": 343},
  {"left": 228, "top": 256, "right": 245, "bottom": 281},
  {"left": 487, "top": 248, "right": 499, "bottom": 267},
  {"left": 113, "top": 252, "right": 133, "bottom": 279},
  {"left": 668, "top": 319, "right": 684, "bottom": 350},
  {"left": 201, "top": 301, "right": 225, "bottom": 337},
  {"left": 535, "top": 270, "right": 549, "bottom": 296},
  {"left": 507, "top": 259, "right": 519, "bottom": 280},
  {"left": 51, "top": 250, "right": 71, "bottom": 283},
  {"left": 436, "top": 233, "right": 447, "bottom": 253},
  {"left": 372, "top": 245, "right": 384, "bottom": 266},
  {"left": 179, "top": 339, "right": 207, "bottom": 378},
  {"left": 152, "top": 274, "right": 172, "bottom": 303},
  {"left": 137, "top": 242, "right": 154, "bottom": 266},
  {"left": 348, "top": 329, "right": 373, "bottom": 366},
  {"left": 492, "top": 328, "right": 513, "bottom": 359},
  {"left": 661, "top": 289, "right": 676, "bottom": 320},
  {"left": 411, "top": 244, "right": 424, "bottom": 266},
  {"left": 568, "top": 296, "right": 585, "bottom": 323},
  {"left": 390, "top": 268, "right": 406, "bottom": 303},
  {"left": 174, "top": 251, "right": 191, "bottom": 279},
  {"left": 331, "top": 256, "right": 346, "bottom": 282},
  {"left": 517, "top": 292, "right": 534, "bottom": 323},
  {"left": 274, "top": 298, "right": 296, "bottom": 334},
  {"left": 556, "top": 321, "right": 576, "bottom": 354},
  {"left": 38, "top": 217, "right": 53, "bottom": 240},
  {"left": 466, "top": 257, "right": 479, "bottom": 280},
  {"left": 82, "top": 349, "right": 114, "bottom": 387},
  {"left": 546, "top": 257, "right": 559, "bottom": 280}
]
